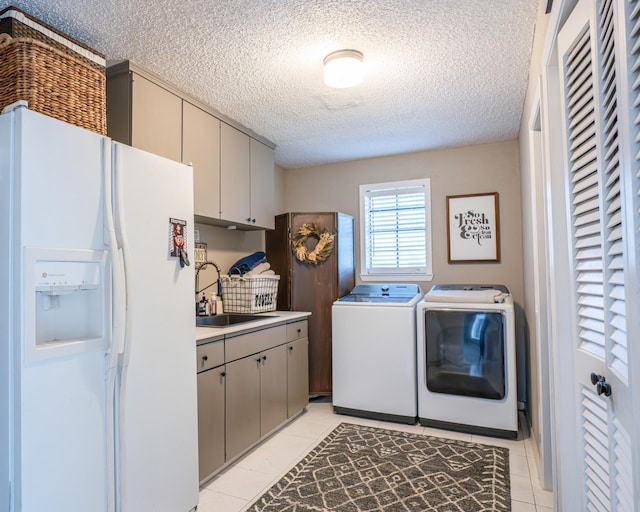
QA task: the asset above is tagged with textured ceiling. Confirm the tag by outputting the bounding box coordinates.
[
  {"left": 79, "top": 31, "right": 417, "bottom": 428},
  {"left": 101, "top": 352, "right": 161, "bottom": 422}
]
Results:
[{"left": 1, "top": 0, "right": 539, "bottom": 169}]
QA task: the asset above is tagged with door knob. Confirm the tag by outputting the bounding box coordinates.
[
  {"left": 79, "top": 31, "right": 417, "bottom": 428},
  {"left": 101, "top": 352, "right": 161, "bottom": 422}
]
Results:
[{"left": 590, "top": 372, "right": 612, "bottom": 397}]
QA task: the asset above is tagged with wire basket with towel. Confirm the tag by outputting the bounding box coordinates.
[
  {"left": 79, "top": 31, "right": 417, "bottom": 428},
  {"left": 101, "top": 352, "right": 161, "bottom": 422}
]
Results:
[
  {"left": 223, "top": 251, "right": 279, "bottom": 312},
  {"left": 220, "top": 274, "right": 279, "bottom": 313}
]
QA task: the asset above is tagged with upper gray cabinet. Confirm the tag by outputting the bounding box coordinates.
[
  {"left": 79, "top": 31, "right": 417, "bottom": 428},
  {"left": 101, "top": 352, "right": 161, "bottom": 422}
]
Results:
[
  {"left": 183, "top": 101, "right": 221, "bottom": 221},
  {"left": 220, "top": 123, "right": 275, "bottom": 230},
  {"left": 131, "top": 75, "right": 182, "bottom": 162},
  {"left": 106, "top": 61, "right": 275, "bottom": 230},
  {"left": 106, "top": 66, "right": 182, "bottom": 162},
  {"left": 220, "top": 123, "right": 251, "bottom": 225},
  {"left": 250, "top": 138, "right": 276, "bottom": 230}
]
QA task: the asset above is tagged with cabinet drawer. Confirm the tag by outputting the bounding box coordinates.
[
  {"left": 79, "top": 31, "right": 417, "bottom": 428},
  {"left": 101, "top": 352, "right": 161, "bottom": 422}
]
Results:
[
  {"left": 226, "top": 324, "right": 286, "bottom": 362},
  {"left": 197, "top": 340, "right": 224, "bottom": 373},
  {"left": 286, "top": 320, "right": 308, "bottom": 342}
]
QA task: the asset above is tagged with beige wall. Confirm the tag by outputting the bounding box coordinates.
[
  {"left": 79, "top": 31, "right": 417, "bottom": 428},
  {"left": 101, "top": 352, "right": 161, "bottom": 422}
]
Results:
[
  {"left": 274, "top": 164, "right": 286, "bottom": 213},
  {"left": 283, "top": 140, "right": 525, "bottom": 305}
]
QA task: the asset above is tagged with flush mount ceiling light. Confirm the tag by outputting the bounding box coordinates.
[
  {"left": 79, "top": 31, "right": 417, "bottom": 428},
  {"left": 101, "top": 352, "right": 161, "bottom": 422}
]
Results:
[{"left": 323, "top": 49, "right": 364, "bottom": 88}]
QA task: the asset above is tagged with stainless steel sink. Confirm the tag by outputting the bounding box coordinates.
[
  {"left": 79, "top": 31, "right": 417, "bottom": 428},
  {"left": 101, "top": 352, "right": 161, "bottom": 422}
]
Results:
[{"left": 196, "top": 314, "right": 276, "bottom": 327}]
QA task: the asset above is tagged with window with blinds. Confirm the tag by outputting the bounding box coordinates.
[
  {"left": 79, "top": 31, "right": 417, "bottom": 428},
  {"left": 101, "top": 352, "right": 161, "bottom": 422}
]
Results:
[{"left": 359, "top": 179, "right": 432, "bottom": 280}]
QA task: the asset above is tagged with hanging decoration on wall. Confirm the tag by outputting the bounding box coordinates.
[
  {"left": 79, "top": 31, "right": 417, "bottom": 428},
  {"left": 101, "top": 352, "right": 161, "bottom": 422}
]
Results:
[
  {"left": 446, "top": 192, "right": 500, "bottom": 263},
  {"left": 292, "top": 223, "right": 335, "bottom": 264}
]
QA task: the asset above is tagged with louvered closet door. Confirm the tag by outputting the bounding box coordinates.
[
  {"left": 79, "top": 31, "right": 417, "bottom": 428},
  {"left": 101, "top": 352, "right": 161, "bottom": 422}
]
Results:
[{"left": 557, "top": 0, "right": 637, "bottom": 509}]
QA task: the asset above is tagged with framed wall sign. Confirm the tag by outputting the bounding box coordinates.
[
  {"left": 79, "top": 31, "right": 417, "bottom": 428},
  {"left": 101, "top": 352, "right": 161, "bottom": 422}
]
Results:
[{"left": 446, "top": 192, "right": 500, "bottom": 263}]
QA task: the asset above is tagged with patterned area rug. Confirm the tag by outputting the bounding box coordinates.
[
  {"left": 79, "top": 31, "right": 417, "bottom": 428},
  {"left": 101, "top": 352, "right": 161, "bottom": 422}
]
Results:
[{"left": 248, "top": 423, "right": 511, "bottom": 511}]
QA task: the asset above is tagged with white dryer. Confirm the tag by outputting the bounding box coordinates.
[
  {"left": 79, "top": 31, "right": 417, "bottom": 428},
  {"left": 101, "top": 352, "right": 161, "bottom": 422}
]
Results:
[
  {"left": 416, "top": 284, "right": 518, "bottom": 438},
  {"left": 332, "top": 284, "right": 423, "bottom": 424}
]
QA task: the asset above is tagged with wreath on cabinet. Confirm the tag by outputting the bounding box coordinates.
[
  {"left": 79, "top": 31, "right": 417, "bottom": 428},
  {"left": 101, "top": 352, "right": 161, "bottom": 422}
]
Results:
[{"left": 292, "top": 223, "right": 335, "bottom": 264}]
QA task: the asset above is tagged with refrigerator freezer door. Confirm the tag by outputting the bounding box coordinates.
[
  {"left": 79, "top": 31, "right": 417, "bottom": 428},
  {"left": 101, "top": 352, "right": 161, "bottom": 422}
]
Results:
[
  {"left": 113, "top": 143, "right": 198, "bottom": 512},
  {"left": 6, "top": 107, "right": 112, "bottom": 511},
  {"left": 0, "top": 103, "right": 12, "bottom": 512}
]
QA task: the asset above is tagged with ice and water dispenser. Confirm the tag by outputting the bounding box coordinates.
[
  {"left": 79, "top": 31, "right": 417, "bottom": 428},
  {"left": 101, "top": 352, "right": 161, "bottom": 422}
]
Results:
[{"left": 26, "top": 248, "right": 109, "bottom": 362}]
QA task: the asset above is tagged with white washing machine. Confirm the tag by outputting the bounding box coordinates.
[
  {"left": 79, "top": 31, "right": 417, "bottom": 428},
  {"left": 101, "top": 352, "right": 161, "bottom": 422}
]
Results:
[
  {"left": 416, "top": 284, "right": 518, "bottom": 438},
  {"left": 332, "top": 284, "right": 423, "bottom": 424}
]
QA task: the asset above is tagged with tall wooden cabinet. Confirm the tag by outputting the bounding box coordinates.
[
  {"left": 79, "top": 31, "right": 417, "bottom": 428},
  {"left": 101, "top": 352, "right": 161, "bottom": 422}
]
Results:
[{"left": 266, "top": 212, "right": 355, "bottom": 395}]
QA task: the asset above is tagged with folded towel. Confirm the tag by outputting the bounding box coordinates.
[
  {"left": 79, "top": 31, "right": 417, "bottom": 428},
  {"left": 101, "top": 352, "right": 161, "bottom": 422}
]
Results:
[
  {"left": 229, "top": 251, "right": 266, "bottom": 275},
  {"left": 423, "top": 289, "right": 508, "bottom": 303},
  {"left": 247, "top": 262, "right": 271, "bottom": 275},
  {"left": 260, "top": 269, "right": 276, "bottom": 275}
]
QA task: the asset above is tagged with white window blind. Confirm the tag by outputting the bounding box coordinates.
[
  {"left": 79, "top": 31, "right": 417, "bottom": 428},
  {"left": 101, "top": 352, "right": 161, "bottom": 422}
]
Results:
[{"left": 359, "top": 179, "right": 432, "bottom": 280}]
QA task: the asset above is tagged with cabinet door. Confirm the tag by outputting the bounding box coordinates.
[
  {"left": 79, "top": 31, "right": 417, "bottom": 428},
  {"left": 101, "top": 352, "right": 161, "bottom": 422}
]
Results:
[
  {"left": 260, "top": 345, "right": 287, "bottom": 435},
  {"left": 225, "top": 355, "right": 260, "bottom": 460},
  {"left": 287, "top": 338, "right": 309, "bottom": 417},
  {"left": 197, "top": 367, "right": 225, "bottom": 482},
  {"left": 220, "top": 123, "right": 250, "bottom": 225},
  {"left": 183, "top": 102, "right": 221, "bottom": 220},
  {"left": 250, "top": 139, "right": 275, "bottom": 229},
  {"left": 131, "top": 74, "right": 182, "bottom": 162}
]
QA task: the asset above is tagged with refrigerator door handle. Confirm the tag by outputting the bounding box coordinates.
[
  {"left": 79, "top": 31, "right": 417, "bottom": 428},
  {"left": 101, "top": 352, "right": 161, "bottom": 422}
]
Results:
[
  {"left": 112, "top": 249, "right": 127, "bottom": 355},
  {"left": 112, "top": 143, "right": 134, "bottom": 362},
  {"left": 102, "top": 137, "right": 118, "bottom": 512},
  {"left": 103, "top": 138, "right": 120, "bottom": 357}
]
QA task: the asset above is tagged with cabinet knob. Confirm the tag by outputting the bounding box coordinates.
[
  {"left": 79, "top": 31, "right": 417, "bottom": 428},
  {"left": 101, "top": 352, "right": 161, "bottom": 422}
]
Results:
[
  {"left": 252, "top": 218, "right": 256, "bottom": 223},
  {"left": 220, "top": 371, "right": 226, "bottom": 377},
  {"left": 246, "top": 217, "right": 252, "bottom": 222},
  {"left": 202, "top": 355, "right": 208, "bottom": 361},
  {"left": 297, "top": 328, "right": 301, "bottom": 334},
  {"left": 289, "top": 346, "right": 294, "bottom": 351},
  {"left": 262, "top": 355, "right": 267, "bottom": 361},
  {"left": 256, "top": 357, "right": 262, "bottom": 363}
]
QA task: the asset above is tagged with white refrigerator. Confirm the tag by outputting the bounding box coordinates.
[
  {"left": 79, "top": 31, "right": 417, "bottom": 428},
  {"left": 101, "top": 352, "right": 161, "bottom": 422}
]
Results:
[{"left": 0, "top": 102, "right": 199, "bottom": 511}]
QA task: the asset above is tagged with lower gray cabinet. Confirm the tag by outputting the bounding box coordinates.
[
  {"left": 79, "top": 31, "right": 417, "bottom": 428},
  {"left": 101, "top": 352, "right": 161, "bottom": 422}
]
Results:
[
  {"left": 225, "top": 355, "right": 261, "bottom": 461},
  {"left": 198, "top": 318, "right": 309, "bottom": 478},
  {"left": 260, "top": 345, "right": 288, "bottom": 435},
  {"left": 197, "top": 366, "right": 225, "bottom": 481},
  {"left": 226, "top": 344, "right": 288, "bottom": 461},
  {"left": 287, "top": 338, "right": 309, "bottom": 418}
]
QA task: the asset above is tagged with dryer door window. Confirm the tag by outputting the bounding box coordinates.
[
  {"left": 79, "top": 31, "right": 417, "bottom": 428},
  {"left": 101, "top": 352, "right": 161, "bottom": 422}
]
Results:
[{"left": 424, "top": 310, "right": 505, "bottom": 400}]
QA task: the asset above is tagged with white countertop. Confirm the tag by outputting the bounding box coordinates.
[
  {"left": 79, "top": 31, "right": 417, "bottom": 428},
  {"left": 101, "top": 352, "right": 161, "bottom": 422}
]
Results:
[{"left": 195, "top": 311, "right": 311, "bottom": 342}]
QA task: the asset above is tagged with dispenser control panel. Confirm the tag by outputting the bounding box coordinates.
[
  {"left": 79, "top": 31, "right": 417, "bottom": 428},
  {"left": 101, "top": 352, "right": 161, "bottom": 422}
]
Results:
[{"left": 34, "top": 260, "right": 101, "bottom": 292}]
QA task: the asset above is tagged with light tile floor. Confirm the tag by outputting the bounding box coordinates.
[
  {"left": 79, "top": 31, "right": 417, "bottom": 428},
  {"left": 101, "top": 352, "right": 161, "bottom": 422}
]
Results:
[{"left": 198, "top": 401, "right": 554, "bottom": 511}]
